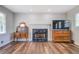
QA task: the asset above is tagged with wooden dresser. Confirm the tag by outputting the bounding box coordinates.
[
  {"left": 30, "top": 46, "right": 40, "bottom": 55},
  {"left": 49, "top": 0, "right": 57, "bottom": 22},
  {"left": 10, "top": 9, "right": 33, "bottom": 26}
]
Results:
[{"left": 52, "top": 30, "right": 73, "bottom": 43}]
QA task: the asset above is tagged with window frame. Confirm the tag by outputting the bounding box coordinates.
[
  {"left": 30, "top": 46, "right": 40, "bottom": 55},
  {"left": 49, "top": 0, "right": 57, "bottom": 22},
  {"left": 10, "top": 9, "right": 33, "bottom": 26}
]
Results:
[{"left": 0, "top": 12, "right": 6, "bottom": 34}]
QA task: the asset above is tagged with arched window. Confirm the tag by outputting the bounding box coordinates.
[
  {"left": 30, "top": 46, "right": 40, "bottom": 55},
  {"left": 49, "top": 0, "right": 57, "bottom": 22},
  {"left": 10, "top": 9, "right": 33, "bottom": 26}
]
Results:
[
  {"left": 0, "top": 13, "right": 6, "bottom": 34},
  {"left": 75, "top": 13, "right": 79, "bottom": 27}
]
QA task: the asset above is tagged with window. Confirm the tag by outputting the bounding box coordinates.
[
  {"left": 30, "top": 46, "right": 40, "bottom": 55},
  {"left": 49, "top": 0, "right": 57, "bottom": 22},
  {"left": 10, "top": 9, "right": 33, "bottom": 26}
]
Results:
[
  {"left": 75, "top": 13, "right": 79, "bottom": 27},
  {"left": 0, "top": 13, "right": 6, "bottom": 34}
]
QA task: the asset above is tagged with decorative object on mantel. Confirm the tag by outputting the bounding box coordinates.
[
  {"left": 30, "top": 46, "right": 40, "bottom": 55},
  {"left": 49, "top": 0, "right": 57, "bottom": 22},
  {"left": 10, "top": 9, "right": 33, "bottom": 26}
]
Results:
[{"left": 13, "top": 21, "right": 29, "bottom": 41}]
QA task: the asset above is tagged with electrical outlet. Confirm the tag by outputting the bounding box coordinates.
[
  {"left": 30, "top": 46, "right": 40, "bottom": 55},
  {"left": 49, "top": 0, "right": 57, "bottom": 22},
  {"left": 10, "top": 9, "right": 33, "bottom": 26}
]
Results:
[{"left": 1, "top": 41, "right": 3, "bottom": 44}]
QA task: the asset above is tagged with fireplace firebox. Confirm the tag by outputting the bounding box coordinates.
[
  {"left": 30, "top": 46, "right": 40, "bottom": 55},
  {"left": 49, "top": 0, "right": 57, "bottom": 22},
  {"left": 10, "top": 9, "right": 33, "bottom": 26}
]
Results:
[{"left": 32, "top": 29, "right": 48, "bottom": 42}]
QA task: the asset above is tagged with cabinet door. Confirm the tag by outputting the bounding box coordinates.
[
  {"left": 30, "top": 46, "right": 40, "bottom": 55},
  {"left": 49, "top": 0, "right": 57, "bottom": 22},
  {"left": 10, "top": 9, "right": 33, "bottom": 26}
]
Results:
[{"left": 53, "top": 20, "right": 65, "bottom": 29}]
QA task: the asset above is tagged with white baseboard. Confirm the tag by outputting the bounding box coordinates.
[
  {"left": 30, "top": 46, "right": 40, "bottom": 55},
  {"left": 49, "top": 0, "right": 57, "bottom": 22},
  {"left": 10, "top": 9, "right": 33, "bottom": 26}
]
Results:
[
  {"left": 74, "top": 41, "right": 79, "bottom": 45},
  {"left": 15, "top": 38, "right": 29, "bottom": 41}
]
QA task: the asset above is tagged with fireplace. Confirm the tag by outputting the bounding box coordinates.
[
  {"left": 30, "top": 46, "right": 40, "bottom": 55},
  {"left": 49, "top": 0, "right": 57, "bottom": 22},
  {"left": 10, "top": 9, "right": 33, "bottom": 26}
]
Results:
[{"left": 32, "top": 29, "right": 48, "bottom": 42}]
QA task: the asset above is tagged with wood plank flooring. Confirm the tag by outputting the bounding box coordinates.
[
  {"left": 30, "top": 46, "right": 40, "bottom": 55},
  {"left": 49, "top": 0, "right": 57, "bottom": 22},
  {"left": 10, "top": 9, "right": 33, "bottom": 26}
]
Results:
[{"left": 0, "top": 42, "right": 79, "bottom": 54}]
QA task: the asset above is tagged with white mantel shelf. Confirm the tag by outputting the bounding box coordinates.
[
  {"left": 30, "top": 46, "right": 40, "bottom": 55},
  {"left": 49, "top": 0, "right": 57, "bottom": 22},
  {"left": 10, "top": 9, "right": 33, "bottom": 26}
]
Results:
[{"left": 30, "top": 24, "right": 51, "bottom": 29}]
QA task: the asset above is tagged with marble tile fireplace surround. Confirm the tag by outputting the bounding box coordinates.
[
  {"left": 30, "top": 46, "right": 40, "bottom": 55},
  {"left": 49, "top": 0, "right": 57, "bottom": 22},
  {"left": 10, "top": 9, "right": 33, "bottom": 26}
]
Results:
[{"left": 28, "top": 24, "right": 52, "bottom": 42}]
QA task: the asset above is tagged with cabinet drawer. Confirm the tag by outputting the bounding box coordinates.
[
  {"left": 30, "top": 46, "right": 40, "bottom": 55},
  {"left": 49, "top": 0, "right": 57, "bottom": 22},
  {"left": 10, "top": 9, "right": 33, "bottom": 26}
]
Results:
[
  {"left": 52, "top": 30, "right": 72, "bottom": 43},
  {"left": 54, "top": 37, "right": 69, "bottom": 40}
]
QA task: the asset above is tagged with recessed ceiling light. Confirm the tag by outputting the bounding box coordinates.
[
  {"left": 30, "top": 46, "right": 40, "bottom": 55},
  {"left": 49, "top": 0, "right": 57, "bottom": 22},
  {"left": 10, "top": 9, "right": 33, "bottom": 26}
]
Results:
[
  {"left": 30, "top": 9, "right": 33, "bottom": 12},
  {"left": 47, "top": 9, "right": 52, "bottom": 12}
]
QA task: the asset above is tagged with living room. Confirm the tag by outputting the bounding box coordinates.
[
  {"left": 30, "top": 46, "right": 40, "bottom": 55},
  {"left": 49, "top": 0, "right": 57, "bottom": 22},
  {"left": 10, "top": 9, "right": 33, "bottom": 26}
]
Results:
[{"left": 0, "top": 5, "right": 79, "bottom": 54}]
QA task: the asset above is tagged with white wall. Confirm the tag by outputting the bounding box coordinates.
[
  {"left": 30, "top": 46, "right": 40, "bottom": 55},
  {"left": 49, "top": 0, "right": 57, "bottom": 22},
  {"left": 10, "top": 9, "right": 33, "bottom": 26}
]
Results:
[
  {"left": 14, "top": 13, "right": 66, "bottom": 30},
  {"left": 66, "top": 6, "right": 79, "bottom": 45},
  {"left": 0, "top": 6, "right": 14, "bottom": 47},
  {"left": 0, "top": 34, "right": 12, "bottom": 47}
]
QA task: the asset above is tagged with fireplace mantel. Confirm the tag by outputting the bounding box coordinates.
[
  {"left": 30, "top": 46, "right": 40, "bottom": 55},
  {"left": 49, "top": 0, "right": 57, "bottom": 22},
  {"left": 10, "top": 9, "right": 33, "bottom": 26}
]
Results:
[{"left": 28, "top": 24, "right": 52, "bottom": 42}]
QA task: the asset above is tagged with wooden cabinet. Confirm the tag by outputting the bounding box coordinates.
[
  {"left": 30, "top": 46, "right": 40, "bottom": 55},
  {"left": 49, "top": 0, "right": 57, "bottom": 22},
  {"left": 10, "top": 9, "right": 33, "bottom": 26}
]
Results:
[
  {"left": 14, "top": 32, "right": 28, "bottom": 39},
  {"left": 52, "top": 20, "right": 72, "bottom": 43},
  {"left": 20, "top": 32, "right": 28, "bottom": 39},
  {"left": 12, "top": 22, "right": 29, "bottom": 41},
  {"left": 52, "top": 30, "right": 73, "bottom": 43}
]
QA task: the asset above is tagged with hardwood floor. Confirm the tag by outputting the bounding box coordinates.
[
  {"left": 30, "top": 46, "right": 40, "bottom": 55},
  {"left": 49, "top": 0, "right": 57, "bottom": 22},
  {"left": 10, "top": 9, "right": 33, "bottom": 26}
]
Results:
[{"left": 0, "top": 42, "right": 79, "bottom": 54}]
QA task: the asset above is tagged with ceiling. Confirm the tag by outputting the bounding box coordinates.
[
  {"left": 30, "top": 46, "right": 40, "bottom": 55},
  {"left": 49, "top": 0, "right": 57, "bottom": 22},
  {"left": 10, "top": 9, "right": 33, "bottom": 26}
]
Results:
[{"left": 3, "top": 5, "right": 77, "bottom": 13}]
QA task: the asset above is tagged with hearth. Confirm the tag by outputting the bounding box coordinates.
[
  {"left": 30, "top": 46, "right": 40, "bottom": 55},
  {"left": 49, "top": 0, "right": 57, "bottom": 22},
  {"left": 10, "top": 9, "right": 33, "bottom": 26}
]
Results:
[{"left": 32, "top": 29, "right": 48, "bottom": 42}]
